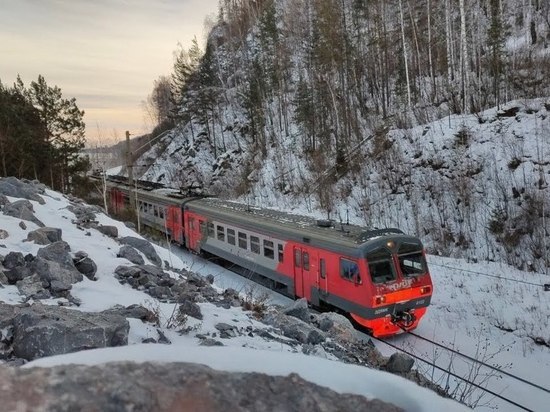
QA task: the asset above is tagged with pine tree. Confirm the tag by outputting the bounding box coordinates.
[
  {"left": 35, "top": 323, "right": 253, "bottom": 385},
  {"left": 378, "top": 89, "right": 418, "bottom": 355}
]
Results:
[{"left": 28, "top": 75, "right": 86, "bottom": 192}]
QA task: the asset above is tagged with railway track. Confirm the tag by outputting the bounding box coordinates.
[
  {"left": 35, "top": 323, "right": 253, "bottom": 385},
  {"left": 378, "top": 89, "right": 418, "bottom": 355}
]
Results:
[{"left": 363, "top": 328, "right": 548, "bottom": 411}]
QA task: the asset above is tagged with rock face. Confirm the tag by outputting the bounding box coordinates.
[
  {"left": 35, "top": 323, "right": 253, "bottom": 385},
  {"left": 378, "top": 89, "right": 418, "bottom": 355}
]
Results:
[
  {"left": 119, "top": 237, "right": 162, "bottom": 267},
  {"left": 0, "top": 362, "right": 402, "bottom": 412},
  {"left": 0, "top": 303, "right": 129, "bottom": 361}
]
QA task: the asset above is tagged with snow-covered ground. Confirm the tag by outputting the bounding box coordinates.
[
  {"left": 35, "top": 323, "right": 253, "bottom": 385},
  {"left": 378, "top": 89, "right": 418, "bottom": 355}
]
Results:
[{"left": 1, "top": 188, "right": 548, "bottom": 411}]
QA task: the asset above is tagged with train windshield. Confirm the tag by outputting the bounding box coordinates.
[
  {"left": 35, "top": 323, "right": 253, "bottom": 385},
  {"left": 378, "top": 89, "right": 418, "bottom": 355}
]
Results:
[
  {"left": 398, "top": 243, "right": 427, "bottom": 277},
  {"left": 367, "top": 248, "right": 397, "bottom": 284}
]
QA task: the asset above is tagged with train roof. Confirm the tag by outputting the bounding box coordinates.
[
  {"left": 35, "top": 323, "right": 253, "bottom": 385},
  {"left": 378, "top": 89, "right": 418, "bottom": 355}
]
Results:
[{"left": 186, "top": 197, "right": 423, "bottom": 257}]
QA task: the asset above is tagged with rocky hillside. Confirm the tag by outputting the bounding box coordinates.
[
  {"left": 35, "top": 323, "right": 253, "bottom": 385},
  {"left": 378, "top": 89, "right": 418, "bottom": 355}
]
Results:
[
  {"left": 131, "top": 0, "right": 550, "bottom": 272},
  {"left": 0, "top": 177, "right": 469, "bottom": 411}
]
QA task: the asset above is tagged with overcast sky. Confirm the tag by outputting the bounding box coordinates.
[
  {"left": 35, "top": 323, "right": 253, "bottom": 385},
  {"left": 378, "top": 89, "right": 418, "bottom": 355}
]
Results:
[{"left": 0, "top": 0, "right": 218, "bottom": 143}]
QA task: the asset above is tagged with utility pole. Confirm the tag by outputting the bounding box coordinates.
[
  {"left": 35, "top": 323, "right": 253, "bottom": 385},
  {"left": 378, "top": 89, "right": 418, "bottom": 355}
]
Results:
[{"left": 125, "top": 130, "right": 136, "bottom": 218}]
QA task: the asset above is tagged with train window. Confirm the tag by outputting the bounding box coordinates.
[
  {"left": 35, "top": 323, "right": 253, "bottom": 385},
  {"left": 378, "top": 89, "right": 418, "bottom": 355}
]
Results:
[
  {"left": 250, "top": 236, "right": 260, "bottom": 254},
  {"left": 159, "top": 207, "right": 164, "bottom": 219},
  {"left": 207, "top": 223, "right": 215, "bottom": 238},
  {"left": 278, "top": 244, "right": 284, "bottom": 262},
  {"left": 217, "top": 225, "right": 225, "bottom": 241},
  {"left": 340, "top": 258, "right": 360, "bottom": 283},
  {"left": 199, "top": 220, "right": 206, "bottom": 235},
  {"left": 154, "top": 206, "right": 159, "bottom": 218},
  {"left": 263, "top": 240, "right": 274, "bottom": 259},
  {"left": 320, "top": 259, "right": 326, "bottom": 279},
  {"left": 303, "top": 252, "right": 310, "bottom": 270},
  {"left": 139, "top": 201, "right": 144, "bottom": 212},
  {"left": 294, "top": 249, "right": 301, "bottom": 267},
  {"left": 227, "top": 228, "right": 236, "bottom": 245},
  {"left": 238, "top": 232, "right": 247, "bottom": 249},
  {"left": 398, "top": 244, "right": 426, "bottom": 276},
  {"left": 367, "top": 248, "right": 397, "bottom": 284}
]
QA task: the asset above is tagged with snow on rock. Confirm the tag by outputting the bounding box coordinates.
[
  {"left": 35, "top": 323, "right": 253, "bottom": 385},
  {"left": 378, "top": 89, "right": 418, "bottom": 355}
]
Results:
[{"left": 0, "top": 177, "right": 483, "bottom": 411}]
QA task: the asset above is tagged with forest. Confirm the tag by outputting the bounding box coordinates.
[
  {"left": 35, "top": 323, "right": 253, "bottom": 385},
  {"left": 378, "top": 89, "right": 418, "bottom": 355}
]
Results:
[{"left": 137, "top": 0, "right": 549, "bottom": 271}]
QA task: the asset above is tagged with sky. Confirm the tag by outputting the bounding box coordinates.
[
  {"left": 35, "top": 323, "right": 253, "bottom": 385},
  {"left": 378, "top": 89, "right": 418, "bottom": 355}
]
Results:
[{"left": 0, "top": 0, "right": 219, "bottom": 143}]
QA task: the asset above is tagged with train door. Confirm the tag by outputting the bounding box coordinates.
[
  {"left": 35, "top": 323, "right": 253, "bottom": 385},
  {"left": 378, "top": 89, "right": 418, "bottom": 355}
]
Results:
[
  {"left": 293, "top": 246, "right": 314, "bottom": 300},
  {"left": 184, "top": 212, "right": 204, "bottom": 253},
  {"left": 166, "top": 206, "right": 183, "bottom": 244}
]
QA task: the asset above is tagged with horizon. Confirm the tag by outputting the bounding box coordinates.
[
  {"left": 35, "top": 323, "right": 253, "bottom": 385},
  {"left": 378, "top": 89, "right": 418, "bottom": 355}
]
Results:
[{"left": 0, "top": 0, "right": 218, "bottom": 144}]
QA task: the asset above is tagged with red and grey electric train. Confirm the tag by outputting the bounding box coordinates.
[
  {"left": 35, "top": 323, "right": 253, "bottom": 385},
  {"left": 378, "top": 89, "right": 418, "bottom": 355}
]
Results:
[{"left": 108, "top": 183, "right": 432, "bottom": 337}]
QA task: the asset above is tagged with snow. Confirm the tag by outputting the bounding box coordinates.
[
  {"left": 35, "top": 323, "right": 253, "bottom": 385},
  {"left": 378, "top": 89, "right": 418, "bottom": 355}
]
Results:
[{"left": 1, "top": 186, "right": 549, "bottom": 411}]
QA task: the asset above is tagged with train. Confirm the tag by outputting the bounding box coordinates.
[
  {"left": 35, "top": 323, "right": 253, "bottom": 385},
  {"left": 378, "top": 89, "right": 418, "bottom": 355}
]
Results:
[{"left": 106, "top": 179, "right": 433, "bottom": 337}]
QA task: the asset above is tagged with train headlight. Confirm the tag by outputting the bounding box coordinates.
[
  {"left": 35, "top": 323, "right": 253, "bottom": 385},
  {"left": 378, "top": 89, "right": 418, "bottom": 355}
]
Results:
[
  {"left": 420, "top": 286, "right": 431, "bottom": 295},
  {"left": 374, "top": 295, "right": 386, "bottom": 305},
  {"left": 386, "top": 241, "right": 395, "bottom": 249}
]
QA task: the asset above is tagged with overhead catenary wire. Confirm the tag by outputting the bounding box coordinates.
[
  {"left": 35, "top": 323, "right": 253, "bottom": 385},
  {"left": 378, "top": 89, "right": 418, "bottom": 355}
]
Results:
[{"left": 429, "top": 262, "right": 549, "bottom": 289}]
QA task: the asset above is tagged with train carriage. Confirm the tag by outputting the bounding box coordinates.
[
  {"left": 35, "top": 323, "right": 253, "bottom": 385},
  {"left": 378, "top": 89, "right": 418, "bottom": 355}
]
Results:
[{"left": 107, "top": 183, "right": 432, "bottom": 337}]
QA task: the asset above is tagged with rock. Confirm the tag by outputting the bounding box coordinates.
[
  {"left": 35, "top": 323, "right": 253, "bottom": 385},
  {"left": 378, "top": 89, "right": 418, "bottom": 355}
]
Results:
[
  {"left": 2, "top": 252, "right": 28, "bottom": 283},
  {"left": 264, "top": 310, "right": 326, "bottom": 345},
  {"left": 0, "top": 194, "right": 9, "bottom": 207},
  {"left": 386, "top": 353, "right": 415, "bottom": 374},
  {"left": 3, "top": 251, "right": 25, "bottom": 270},
  {"left": 0, "top": 270, "right": 8, "bottom": 285},
  {"left": 1, "top": 303, "right": 129, "bottom": 360},
  {"left": 0, "top": 229, "right": 8, "bottom": 239},
  {"left": 97, "top": 225, "right": 118, "bottom": 238},
  {"left": 283, "top": 298, "right": 311, "bottom": 322},
  {"left": 206, "top": 274, "right": 215, "bottom": 284},
  {"left": 36, "top": 241, "right": 74, "bottom": 269},
  {"left": 0, "top": 362, "right": 402, "bottom": 412},
  {"left": 179, "top": 300, "right": 203, "bottom": 320},
  {"left": 18, "top": 221, "right": 27, "bottom": 230},
  {"left": 117, "top": 245, "right": 145, "bottom": 265},
  {"left": 0, "top": 177, "right": 45, "bottom": 204},
  {"left": 102, "top": 304, "right": 158, "bottom": 323},
  {"left": 314, "top": 312, "right": 357, "bottom": 343},
  {"left": 119, "top": 237, "right": 162, "bottom": 267},
  {"left": 215, "top": 322, "right": 238, "bottom": 339},
  {"left": 67, "top": 204, "right": 97, "bottom": 226},
  {"left": 26, "top": 227, "right": 62, "bottom": 245},
  {"left": 199, "top": 338, "right": 224, "bottom": 346},
  {"left": 30, "top": 257, "right": 83, "bottom": 295},
  {"left": 16, "top": 274, "right": 50, "bottom": 300},
  {"left": 73, "top": 252, "right": 97, "bottom": 280},
  {"left": 124, "top": 221, "right": 136, "bottom": 229},
  {"left": 3, "top": 200, "right": 44, "bottom": 227}
]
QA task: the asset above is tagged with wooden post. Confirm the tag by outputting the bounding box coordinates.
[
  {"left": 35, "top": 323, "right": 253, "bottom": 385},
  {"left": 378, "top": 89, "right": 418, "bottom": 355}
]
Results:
[{"left": 126, "top": 130, "right": 136, "bottom": 219}]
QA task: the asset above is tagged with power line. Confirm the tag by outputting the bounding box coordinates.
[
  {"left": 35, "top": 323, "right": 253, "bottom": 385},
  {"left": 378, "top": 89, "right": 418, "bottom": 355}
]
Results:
[{"left": 429, "top": 262, "right": 549, "bottom": 289}]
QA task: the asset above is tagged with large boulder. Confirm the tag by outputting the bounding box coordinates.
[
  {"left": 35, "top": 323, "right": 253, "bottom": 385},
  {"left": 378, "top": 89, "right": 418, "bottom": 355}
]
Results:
[
  {"left": 314, "top": 312, "right": 357, "bottom": 344},
  {"left": 117, "top": 245, "right": 145, "bottom": 265},
  {"left": 1, "top": 303, "right": 129, "bottom": 360},
  {"left": 26, "top": 227, "right": 62, "bottom": 245},
  {"left": 30, "top": 257, "right": 83, "bottom": 295},
  {"left": 36, "top": 241, "right": 74, "bottom": 269},
  {"left": 282, "top": 298, "right": 311, "bottom": 322},
  {"left": 2, "top": 251, "right": 29, "bottom": 283},
  {"left": 119, "top": 237, "right": 162, "bottom": 267},
  {"left": 3, "top": 200, "right": 44, "bottom": 227},
  {"left": 0, "top": 177, "right": 45, "bottom": 204},
  {"left": 16, "top": 273, "right": 50, "bottom": 300},
  {"left": 0, "top": 362, "right": 402, "bottom": 412}
]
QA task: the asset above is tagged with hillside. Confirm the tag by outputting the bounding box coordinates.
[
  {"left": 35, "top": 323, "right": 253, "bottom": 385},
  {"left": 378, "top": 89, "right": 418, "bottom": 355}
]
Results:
[
  {"left": 128, "top": 0, "right": 550, "bottom": 271},
  {"left": 0, "top": 177, "right": 479, "bottom": 411}
]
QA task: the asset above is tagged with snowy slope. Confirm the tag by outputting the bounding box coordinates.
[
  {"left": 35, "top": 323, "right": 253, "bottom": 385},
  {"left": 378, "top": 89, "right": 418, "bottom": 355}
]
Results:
[{"left": 0, "top": 187, "right": 472, "bottom": 412}]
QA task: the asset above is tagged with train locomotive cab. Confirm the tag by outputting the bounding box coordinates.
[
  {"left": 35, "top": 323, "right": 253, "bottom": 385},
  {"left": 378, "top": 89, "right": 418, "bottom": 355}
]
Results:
[{"left": 350, "top": 235, "right": 433, "bottom": 337}]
